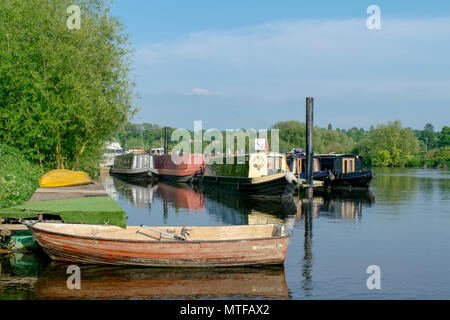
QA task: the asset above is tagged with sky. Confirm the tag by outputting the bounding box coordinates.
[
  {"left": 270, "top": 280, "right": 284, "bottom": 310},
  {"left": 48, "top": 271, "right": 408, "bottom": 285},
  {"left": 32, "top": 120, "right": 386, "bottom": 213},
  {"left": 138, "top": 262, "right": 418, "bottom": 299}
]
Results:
[{"left": 110, "top": 1, "right": 450, "bottom": 131}]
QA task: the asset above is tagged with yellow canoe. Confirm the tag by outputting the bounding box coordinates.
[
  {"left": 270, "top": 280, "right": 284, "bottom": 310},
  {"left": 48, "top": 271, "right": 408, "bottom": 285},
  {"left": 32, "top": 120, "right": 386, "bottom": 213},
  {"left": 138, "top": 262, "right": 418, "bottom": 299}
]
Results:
[{"left": 39, "top": 169, "right": 91, "bottom": 188}]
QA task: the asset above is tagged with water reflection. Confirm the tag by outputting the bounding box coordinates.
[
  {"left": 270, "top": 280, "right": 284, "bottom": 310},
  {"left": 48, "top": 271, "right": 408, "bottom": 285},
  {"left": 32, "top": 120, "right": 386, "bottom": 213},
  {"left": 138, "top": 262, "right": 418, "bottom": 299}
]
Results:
[
  {"left": 199, "top": 186, "right": 298, "bottom": 225},
  {"left": 34, "top": 263, "right": 289, "bottom": 299}
]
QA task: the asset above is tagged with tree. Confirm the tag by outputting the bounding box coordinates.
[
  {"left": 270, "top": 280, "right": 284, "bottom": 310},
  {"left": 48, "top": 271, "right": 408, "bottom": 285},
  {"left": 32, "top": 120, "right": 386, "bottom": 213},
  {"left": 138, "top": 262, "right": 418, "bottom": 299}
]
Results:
[
  {"left": 0, "top": 0, "right": 136, "bottom": 173},
  {"left": 354, "top": 121, "right": 419, "bottom": 167},
  {"left": 438, "top": 126, "right": 450, "bottom": 147}
]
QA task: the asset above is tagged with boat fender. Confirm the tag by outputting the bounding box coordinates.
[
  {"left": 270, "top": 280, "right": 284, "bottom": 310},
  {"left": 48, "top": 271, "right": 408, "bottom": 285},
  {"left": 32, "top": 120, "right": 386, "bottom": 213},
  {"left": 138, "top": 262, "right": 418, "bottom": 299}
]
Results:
[{"left": 285, "top": 171, "right": 296, "bottom": 183}]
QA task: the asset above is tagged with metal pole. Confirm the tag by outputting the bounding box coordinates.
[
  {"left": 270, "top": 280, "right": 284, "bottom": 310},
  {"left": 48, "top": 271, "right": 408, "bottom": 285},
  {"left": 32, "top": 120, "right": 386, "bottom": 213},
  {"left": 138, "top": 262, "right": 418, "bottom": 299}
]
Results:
[
  {"left": 164, "top": 127, "right": 168, "bottom": 155},
  {"left": 306, "top": 97, "right": 314, "bottom": 196}
]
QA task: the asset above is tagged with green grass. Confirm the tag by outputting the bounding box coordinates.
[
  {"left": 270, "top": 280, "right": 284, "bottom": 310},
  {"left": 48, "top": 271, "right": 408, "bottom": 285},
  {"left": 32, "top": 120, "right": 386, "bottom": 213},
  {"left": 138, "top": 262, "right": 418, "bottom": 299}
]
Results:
[
  {"left": 0, "top": 197, "right": 126, "bottom": 228},
  {"left": 0, "top": 144, "right": 42, "bottom": 209}
]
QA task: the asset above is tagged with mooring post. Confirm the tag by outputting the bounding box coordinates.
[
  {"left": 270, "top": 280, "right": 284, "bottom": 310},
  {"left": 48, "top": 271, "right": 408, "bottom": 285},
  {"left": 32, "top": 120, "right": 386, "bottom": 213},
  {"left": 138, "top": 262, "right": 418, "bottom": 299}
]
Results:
[
  {"left": 306, "top": 97, "right": 314, "bottom": 198},
  {"left": 164, "top": 127, "right": 168, "bottom": 155}
]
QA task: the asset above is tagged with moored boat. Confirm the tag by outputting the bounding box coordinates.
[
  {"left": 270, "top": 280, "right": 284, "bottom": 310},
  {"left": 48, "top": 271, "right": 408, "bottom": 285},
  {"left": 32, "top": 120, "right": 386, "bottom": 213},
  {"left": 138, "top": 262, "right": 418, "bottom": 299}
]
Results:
[
  {"left": 153, "top": 153, "right": 205, "bottom": 183},
  {"left": 24, "top": 222, "right": 290, "bottom": 267},
  {"left": 286, "top": 150, "right": 373, "bottom": 189},
  {"left": 110, "top": 152, "right": 156, "bottom": 183},
  {"left": 200, "top": 152, "right": 298, "bottom": 199}
]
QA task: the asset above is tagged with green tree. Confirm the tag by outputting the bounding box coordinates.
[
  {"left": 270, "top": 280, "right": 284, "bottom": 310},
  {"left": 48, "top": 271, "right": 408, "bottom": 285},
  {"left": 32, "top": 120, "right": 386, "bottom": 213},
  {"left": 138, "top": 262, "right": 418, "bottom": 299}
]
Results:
[
  {"left": 0, "top": 0, "right": 136, "bottom": 174},
  {"left": 438, "top": 126, "right": 450, "bottom": 147},
  {"left": 354, "top": 121, "right": 419, "bottom": 167}
]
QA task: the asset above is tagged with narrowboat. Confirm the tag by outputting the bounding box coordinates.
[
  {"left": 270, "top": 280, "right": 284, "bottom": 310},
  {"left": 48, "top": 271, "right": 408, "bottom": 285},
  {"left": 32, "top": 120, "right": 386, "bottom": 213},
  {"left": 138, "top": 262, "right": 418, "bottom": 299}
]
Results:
[
  {"left": 110, "top": 153, "right": 156, "bottom": 183},
  {"left": 153, "top": 154, "right": 205, "bottom": 183},
  {"left": 315, "top": 154, "right": 373, "bottom": 189},
  {"left": 200, "top": 152, "right": 299, "bottom": 199},
  {"left": 24, "top": 222, "right": 291, "bottom": 267},
  {"left": 286, "top": 150, "right": 373, "bottom": 189}
]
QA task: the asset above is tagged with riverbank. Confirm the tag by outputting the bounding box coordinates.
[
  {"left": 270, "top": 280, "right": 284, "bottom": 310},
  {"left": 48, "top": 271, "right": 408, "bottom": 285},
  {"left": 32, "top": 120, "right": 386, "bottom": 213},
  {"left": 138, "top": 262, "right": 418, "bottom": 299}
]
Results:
[{"left": 0, "top": 144, "right": 41, "bottom": 209}]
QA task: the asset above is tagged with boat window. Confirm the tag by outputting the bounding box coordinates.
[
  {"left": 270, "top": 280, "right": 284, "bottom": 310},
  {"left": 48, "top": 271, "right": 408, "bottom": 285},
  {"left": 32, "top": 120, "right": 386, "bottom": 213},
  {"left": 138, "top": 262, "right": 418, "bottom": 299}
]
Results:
[{"left": 344, "top": 160, "right": 348, "bottom": 173}]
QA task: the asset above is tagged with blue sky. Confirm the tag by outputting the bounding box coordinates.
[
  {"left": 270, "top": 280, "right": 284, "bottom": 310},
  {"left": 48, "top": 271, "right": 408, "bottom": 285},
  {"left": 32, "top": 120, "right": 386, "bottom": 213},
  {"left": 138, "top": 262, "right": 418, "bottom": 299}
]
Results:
[{"left": 110, "top": 1, "right": 450, "bottom": 131}]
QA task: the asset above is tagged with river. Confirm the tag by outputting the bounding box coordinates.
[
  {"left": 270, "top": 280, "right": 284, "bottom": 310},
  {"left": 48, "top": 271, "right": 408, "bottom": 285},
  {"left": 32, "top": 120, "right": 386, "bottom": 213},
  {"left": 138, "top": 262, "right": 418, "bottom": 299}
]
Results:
[{"left": 1, "top": 168, "right": 449, "bottom": 299}]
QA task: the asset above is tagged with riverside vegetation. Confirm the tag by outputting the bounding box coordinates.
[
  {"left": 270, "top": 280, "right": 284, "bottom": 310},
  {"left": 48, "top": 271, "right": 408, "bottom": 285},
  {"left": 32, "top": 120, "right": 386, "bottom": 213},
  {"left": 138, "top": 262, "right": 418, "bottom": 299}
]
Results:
[{"left": 119, "top": 121, "right": 450, "bottom": 168}]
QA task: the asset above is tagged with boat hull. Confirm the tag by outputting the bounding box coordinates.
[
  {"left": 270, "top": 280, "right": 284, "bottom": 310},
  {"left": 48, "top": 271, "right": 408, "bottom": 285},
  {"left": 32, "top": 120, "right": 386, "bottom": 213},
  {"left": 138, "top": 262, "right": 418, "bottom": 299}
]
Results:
[
  {"left": 154, "top": 154, "right": 204, "bottom": 183},
  {"left": 200, "top": 173, "right": 298, "bottom": 199},
  {"left": 326, "top": 170, "right": 373, "bottom": 189},
  {"left": 26, "top": 223, "right": 290, "bottom": 267}
]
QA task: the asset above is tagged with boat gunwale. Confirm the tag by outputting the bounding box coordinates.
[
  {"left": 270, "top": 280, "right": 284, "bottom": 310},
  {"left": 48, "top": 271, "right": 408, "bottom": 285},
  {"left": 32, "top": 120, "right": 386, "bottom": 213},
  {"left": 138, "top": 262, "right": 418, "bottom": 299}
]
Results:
[{"left": 26, "top": 222, "right": 292, "bottom": 244}]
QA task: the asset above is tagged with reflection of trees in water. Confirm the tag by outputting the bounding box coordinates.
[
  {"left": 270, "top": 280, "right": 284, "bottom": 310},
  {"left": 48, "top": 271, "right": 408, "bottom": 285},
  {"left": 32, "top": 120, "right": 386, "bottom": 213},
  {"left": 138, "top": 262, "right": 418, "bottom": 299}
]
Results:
[
  {"left": 439, "top": 179, "right": 450, "bottom": 200},
  {"left": 372, "top": 169, "right": 420, "bottom": 204}
]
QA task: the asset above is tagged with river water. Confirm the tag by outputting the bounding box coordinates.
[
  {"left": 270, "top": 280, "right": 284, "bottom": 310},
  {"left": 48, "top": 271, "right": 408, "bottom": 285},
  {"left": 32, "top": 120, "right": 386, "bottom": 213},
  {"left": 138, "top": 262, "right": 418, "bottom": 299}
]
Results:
[{"left": 1, "top": 168, "right": 449, "bottom": 299}]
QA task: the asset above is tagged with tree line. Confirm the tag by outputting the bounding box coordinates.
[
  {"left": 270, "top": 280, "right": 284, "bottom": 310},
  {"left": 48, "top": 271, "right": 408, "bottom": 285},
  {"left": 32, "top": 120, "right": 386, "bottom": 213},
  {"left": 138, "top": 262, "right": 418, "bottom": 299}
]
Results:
[{"left": 119, "top": 121, "right": 449, "bottom": 168}]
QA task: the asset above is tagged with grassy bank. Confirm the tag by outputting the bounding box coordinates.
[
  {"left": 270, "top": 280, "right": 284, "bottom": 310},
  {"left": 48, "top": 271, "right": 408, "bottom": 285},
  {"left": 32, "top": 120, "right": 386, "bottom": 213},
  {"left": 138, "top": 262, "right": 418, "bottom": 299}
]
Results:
[{"left": 0, "top": 144, "right": 42, "bottom": 209}]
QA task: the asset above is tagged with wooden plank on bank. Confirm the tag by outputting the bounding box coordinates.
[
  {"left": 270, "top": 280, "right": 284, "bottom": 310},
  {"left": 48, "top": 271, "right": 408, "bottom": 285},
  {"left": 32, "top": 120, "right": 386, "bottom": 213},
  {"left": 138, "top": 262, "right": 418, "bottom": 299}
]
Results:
[{"left": 29, "top": 181, "right": 108, "bottom": 202}]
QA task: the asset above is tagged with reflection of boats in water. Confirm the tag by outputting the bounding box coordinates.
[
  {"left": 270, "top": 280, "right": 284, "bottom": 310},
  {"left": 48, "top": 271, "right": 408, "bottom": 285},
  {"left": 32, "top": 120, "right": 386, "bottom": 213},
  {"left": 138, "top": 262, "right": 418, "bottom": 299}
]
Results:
[
  {"left": 155, "top": 181, "right": 205, "bottom": 211},
  {"left": 112, "top": 176, "right": 158, "bottom": 209},
  {"left": 0, "top": 252, "right": 50, "bottom": 299},
  {"left": 35, "top": 263, "right": 289, "bottom": 299},
  {"left": 200, "top": 186, "right": 298, "bottom": 225},
  {"left": 294, "top": 189, "right": 374, "bottom": 220}
]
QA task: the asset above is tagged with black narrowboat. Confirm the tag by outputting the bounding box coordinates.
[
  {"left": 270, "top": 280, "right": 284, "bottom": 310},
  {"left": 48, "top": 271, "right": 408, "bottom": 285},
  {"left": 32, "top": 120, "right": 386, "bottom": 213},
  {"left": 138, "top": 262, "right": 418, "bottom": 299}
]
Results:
[
  {"left": 315, "top": 154, "right": 373, "bottom": 189},
  {"left": 286, "top": 150, "right": 373, "bottom": 189},
  {"left": 110, "top": 153, "right": 156, "bottom": 183}
]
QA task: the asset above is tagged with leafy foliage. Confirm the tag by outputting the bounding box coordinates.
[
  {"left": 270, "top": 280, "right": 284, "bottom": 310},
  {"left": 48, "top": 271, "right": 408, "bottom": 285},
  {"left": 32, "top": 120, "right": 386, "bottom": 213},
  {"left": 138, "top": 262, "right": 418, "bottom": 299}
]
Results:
[
  {"left": 0, "top": 144, "right": 42, "bottom": 208},
  {"left": 354, "top": 121, "right": 419, "bottom": 167},
  {"left": 0, "top": 0, "right": 136, "bottom": 174}
]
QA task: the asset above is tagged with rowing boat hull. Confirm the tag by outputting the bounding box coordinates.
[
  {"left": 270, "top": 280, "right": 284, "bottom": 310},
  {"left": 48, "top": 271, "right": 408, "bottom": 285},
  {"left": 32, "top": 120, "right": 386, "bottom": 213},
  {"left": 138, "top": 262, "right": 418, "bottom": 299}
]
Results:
[{"left": 26, "top": 224, "right": 290, "bottom": 267}]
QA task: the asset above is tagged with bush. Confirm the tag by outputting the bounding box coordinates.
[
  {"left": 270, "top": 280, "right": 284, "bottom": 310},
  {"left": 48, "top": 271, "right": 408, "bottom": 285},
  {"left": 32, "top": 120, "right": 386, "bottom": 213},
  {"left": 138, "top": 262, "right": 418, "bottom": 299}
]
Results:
[{"left": 0, "top": 144, "right": 42, "bottom": 208}]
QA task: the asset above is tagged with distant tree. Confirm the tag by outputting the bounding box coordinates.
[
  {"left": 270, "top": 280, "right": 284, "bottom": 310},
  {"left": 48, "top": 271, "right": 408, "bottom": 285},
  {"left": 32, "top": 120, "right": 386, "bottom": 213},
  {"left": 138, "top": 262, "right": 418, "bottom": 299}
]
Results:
[
  {"left": 438, "top": 126, "right": 450, "bottom": 147},
  {"left": 424, "top": 123, "right": 434, "bottom": 132},
  {"left": 354, "top": 121, "right": 419, "bottom": 167},
  {"left": 271, "top": 121, "right": 354, "bottom": 154},
  {"left": 327, "top": 123, "right": 332, "bottom": 130}
]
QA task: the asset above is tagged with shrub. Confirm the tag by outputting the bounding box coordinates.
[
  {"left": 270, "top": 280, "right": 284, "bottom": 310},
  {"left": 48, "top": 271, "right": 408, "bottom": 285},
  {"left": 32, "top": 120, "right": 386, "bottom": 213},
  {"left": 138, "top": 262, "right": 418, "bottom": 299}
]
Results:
[{"left": 0, "top": 144, "right": 42, "bottom": 208}]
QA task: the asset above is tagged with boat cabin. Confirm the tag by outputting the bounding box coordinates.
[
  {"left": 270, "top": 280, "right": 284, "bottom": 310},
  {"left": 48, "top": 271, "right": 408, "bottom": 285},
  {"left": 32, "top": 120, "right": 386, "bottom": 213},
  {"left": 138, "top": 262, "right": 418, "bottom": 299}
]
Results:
[
  {"left": 113, "top": 153, "right": 154, "bottom": 171},
  {"left": 286, "top": 155, "right": 321, "bottom": 176},
  {"left": 315, "top": 154, "right": 363, "bottom": 174},
  {"left": 205, "top": 152, "right": 289, "bottom": 178}
]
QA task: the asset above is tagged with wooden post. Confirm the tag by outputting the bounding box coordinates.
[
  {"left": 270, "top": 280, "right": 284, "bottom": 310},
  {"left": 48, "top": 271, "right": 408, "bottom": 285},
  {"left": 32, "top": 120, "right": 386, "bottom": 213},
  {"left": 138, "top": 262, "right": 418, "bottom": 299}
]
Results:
[
  {"left": 164, "top": 127, "right": 168, "bottom": 155},
  {"left": 306, "top": 97, "right": 314, "bottom": 197}
]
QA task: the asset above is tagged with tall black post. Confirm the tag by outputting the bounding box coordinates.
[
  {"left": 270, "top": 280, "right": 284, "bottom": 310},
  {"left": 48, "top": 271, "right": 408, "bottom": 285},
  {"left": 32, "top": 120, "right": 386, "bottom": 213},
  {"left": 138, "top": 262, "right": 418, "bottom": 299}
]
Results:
[
  {"left": 306, "top": 97, "right": 314, "bottom": 197},
  {"left": 164, "top": 127, "right": 168, "bottom": 155}
]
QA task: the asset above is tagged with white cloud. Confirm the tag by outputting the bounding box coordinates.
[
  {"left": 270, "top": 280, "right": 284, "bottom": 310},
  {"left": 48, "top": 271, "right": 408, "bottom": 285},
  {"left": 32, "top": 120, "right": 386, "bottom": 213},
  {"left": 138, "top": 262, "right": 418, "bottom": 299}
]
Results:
[{"left": 191, "top": 88, "right": 221, "bottom": 96}]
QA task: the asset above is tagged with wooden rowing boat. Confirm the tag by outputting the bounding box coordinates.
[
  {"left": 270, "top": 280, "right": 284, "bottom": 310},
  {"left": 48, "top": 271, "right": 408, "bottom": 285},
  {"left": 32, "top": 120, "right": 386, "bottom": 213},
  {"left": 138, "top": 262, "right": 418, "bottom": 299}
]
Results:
[{"left": 24, "top": 222, "right": 291, "bottom": 267}]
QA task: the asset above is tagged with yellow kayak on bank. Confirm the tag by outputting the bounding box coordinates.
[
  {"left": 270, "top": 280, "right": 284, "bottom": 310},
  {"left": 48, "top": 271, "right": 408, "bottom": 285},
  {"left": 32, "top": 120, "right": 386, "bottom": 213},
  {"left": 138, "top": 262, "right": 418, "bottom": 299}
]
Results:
[{"left": 39, "top": 169, "right": 91, "bottom": 188}]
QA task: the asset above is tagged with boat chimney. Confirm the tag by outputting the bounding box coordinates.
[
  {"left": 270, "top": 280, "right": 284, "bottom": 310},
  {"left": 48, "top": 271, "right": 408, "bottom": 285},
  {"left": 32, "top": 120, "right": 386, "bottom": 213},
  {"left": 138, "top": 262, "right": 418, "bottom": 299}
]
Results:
[
  {"left": 306, "top": 97, "right": 314, "bottom": 197},
  {"left": 164, "top": 127, "right": 168, "bottom": 155}
]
